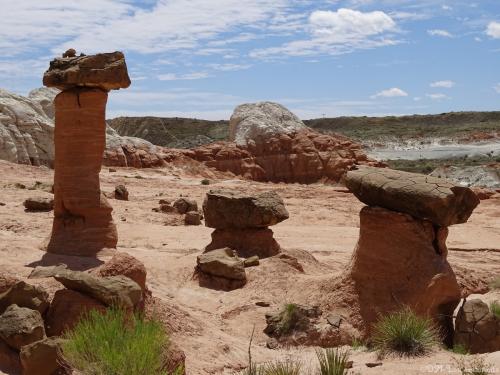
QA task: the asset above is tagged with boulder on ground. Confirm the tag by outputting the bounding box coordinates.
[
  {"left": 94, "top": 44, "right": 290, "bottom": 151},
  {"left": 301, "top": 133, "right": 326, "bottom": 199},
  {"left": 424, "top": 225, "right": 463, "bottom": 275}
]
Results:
[
  {"left": 244, "top": 256, "right": 260, "bottom": 267},
  {"left": 0, "top": 305, "right": 45, "bottom": 350},
  {"left": 0, "top": 273, "right": 21, "bottom": 294},
  {"left": 45, "top": 289, "right": 105, "bottom": 336},
  {"left": 345, "top": 166, "right": 480, "bottom": 227},
  {"left": 0, "top": 340, "right": 21, "bottom": 375},
  {"left": 229, "top": 102, "right": 306, "bottom": 146},
  {"left": 23, "top": 197, "right": 54, "bottom": 212},
  {"left": 43, "top": 51, "right": 131, "bottom": 91},
  {"left": 205, "top": 228, "right": 280, "bottom": 258},
  {"left": 196, "top": 248, "right": 246, "bottom": 291},
  {"left": 0, "top": 281, "right": 49, "bottom": 314},
  {"left": 173, "top": 198, "right": 198, "bottom": 214},
  {"left": 454, "top": 299, "right": 500, "bottom": 354},
  {"left": 203, "top": 190, "right": 289, "bottom": 229},
  {"left": 184, "top": 211, "right": 202, "bottom": 226},
  {"left": 20, "top": 336, "right": 66, "bottom": 375},
  {"left": 114, "top": 184, "right": 129, "bottom": 201},
  {"left": 98, "top": 252, "right": 147, "bottom": 292},
  {"left": 30, "top": 266, "right": 142, "bottom": 309}
]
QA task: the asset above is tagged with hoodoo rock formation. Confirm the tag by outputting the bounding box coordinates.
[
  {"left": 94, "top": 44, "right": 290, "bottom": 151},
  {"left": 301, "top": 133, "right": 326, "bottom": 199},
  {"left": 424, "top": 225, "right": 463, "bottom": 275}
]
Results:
[
  {"left": 187, "top": 102, "right": 384, "bottom": 184},
  {"left": 342, "top": 166, "right": 480, "bottom": 342},
  {"left": 203, "top": 189, "right": 289, "bottom": 258},
  {"left": 43, "top": 50, "right": 130, "bottom": 256}
]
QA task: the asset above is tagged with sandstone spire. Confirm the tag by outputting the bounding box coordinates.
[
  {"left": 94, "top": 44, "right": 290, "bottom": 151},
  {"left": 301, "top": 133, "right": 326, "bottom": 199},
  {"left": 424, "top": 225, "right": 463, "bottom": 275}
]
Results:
[{"left": 43, "top": 50, "right": 130, "bottom": 256}]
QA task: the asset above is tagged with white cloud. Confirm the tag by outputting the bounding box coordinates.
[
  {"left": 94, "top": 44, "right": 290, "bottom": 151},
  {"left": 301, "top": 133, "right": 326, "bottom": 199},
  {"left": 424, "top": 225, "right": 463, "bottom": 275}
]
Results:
[
  {"left": 251, "top": 8, "right": 398, "bottom": 59},
  {"left": 0, "top": 0, "right": 289, "bottom": 56},
  {"left": 427, "top": 29, "right": 453, "bottom": 38},
  {"left": 494, "top": 84, "right": 500, "bottom": 94},
  {"left": 207, "top": 64, "right": 251, "bottom": 71},
  {"left": 426, "top": 93, "right": 449, "bottom": 100},
  {"left": 157, "top": 72, "right": 210, "bottom": 81},
  {"left": 486, "top": 22, "right": 500, "bottom": 39},
  {"left": 371, "top": 87, "right": 408, "bottom": 99},
  {"left": 430, "top": 80, "right": 455, "bottom": 88}
]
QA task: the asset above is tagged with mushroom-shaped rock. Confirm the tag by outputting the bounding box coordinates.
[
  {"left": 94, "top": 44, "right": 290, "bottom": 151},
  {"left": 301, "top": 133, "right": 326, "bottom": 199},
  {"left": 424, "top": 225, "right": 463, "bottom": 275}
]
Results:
[
  {"left": 203, "top": 189, "right": 289, "bottom": 229},
  {"left": 345, "top": 166, "right": 480, "bottom": 227},
  {"left": 43, "top": 51, "right": 131, "bottom": 91}
]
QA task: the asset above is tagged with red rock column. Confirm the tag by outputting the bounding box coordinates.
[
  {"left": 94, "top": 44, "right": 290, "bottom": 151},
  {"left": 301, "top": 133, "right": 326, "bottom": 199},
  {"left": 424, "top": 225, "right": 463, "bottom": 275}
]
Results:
[{"left": 47, "top": 88, "right": 117, "bottom": 256}]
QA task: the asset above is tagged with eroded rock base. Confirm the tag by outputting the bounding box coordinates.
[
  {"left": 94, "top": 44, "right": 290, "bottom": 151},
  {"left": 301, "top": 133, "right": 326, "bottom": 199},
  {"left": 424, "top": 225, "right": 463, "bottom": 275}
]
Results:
[{"left": 205, "top": 228, "right": 280, "bottom": 258}]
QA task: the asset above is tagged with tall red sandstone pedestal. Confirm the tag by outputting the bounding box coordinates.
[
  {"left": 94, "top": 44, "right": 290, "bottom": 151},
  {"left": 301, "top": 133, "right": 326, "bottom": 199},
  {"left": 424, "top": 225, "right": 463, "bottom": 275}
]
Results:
[{"left": 43, "top": 51, "right": 131, "bottom": 256}]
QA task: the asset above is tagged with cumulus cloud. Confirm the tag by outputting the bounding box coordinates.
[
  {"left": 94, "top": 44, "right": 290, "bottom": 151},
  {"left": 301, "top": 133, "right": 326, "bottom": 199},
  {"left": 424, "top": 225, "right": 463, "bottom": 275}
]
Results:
[
  {"left": 486, "top": 22, "right": 500, "bottom": 39},
  {"left": 207, "top": 63, "right": 251, "bottom": 71},
  {"left": 250, "top": 8, "right": 398, "bottom": 59},
  {"left": 430, "top": 80, "right": 455, "bottom": 88},
  {"left": 371, "top": 87, "right": 408, "bottom": 99},
  {"left": 427, "top": 29, "right": 453, "bottom": 38}
]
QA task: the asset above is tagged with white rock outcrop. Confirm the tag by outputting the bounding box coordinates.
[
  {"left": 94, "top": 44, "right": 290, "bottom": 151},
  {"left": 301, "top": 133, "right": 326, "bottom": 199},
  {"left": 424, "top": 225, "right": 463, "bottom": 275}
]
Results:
[
  {"left": 229, "top": 102, "right": 306, "bottom": 146},
  {"left": 0, "top": 87, "right": 165, "bottom": 168}
]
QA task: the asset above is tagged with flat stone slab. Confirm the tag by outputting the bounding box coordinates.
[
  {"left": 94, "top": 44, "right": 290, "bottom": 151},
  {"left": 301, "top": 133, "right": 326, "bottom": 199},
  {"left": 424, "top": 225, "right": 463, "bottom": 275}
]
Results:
[
  {"left": 345, "top": 166, "right": 480, "bottom": 226},
  {"left": 203, "top": 189, "right": 289, "bottom": 229},
  {"left": 43, "top": 51, "right": 131, "bottom": 91}
]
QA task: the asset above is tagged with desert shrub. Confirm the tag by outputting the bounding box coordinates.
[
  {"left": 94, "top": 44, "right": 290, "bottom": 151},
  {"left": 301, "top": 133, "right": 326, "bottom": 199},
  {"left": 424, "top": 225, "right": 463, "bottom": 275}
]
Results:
[
  {"left": 277, "top": 303, "right": 299, "bottom": 334},
  {"left": 450, "top": 344, "right": 469, "bottom": 355},
  {"left": 262, "top": 361, "right": 301, "bottom": 375},
  {"left": 316, "top": 347, "right": 351, "bottom": 375},
  {"left": 454, "top": 356, "right": 493, "bottom": 375},
  {"left": 62, "top": 307, "right": 176, "bottom": 375},
  {"left": 490, "top": 301, "right": 500, "bottom": 319},
  {"left": 372, "top": 307, "right": 440, "bottom": 357},
  {"left": 201, "top": 179, "right": 211, "bottom": 185},
  {"left": 350, "top": 337, "right": 365, "bottom": 351}
]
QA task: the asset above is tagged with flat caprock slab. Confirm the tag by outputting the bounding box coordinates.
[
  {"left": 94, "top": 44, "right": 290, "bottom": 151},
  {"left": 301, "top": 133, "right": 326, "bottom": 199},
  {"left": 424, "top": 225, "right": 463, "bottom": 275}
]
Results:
[
  {"left": 345, "top": 166, "right": 480, "bottom": 227},
  {"left": 43, "top": 51, "right": 131, "bottom": 91}
]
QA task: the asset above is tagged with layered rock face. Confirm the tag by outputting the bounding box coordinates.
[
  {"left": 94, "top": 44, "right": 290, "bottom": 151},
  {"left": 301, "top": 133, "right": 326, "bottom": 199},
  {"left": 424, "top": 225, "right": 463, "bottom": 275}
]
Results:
[
  {"left": 44, "top": 50, "right": 130, "bottom": 255},
  {"left": 343, "top": 167, "right": 479, "bottom": 341},
  {"left": 203, "top": 189, "right": 288, "bottom": 258},
  {"left": 189, "top": 104, "right": 383, "bottom": 184},
  {"left": 0, "top": 86, "right": 168, "bottom": 168}
]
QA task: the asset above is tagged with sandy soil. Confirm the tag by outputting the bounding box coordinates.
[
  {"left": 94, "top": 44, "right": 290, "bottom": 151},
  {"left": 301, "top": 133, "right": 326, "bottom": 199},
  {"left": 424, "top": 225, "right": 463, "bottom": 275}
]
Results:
[{"left": 0, "top": 159, "right": 499, "bottom": 374}]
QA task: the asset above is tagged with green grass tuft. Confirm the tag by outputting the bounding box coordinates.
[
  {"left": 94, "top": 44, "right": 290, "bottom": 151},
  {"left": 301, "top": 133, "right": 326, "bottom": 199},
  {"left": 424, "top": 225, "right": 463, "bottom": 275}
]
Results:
[
  {"left": 372, "top": 307, "right": 440, "bottom": 357},
  {"left": 450, "top": 344, "right": 470, "bottom": 355},
  {"left": 277, "top": 303, "right": 299, "bottom": 334},
  {"left": 62, "top": 307, "right": 175, "bottom": 375},
  {"left": 201, "top": 179, "right": 211, "bottom": 185},
  {"left": 316, "top": 347, "right": 351, "bottom": 375},
  {"left": 490, "top": 301, "right": 500, "bottom": 319}
]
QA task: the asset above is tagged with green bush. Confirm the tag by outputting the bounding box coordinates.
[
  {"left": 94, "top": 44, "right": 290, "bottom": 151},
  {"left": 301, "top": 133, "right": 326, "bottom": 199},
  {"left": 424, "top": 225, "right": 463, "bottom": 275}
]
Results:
[
  {"left": 450, "top": 344, "right": 469, "bottom": 355},
  {"left": 262, "top": 361, "right": 301, "bottom": 375},
  {"left": 372, "top": 307, "right": 440, "bottom": 357},
  {"left": 62, "top": 308, "right": 177, "bottom": 375},
  {"left": 490, "top": 301, "right": 500, "bottom": 319},
  {"left": 201, "top": 179, "right": 210, "bottom": 185},
  {"left": 316, "top": 348, "right": 351, "bottom": 375},
  {"left": 277, "top": 304, "right": 299, "bottom": 334}
]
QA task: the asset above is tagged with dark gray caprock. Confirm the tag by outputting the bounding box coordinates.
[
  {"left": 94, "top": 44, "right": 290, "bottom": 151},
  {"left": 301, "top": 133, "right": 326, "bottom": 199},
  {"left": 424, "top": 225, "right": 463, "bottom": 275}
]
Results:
[{"left": 345, "top": 166, "right": 480, "bottom": 227}]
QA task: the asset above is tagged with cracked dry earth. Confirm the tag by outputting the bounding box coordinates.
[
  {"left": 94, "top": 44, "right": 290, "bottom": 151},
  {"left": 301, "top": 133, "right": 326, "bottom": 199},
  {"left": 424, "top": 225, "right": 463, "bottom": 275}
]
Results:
[{"left": 0, "top": 159, "right": 499, "bottom": 374}]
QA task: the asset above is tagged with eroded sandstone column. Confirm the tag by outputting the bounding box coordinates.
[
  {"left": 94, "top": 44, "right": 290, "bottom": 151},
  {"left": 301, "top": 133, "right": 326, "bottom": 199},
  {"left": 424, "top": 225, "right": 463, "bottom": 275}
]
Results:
[{"left": 43, "top": 50, "right": 131, "bottom": 256}]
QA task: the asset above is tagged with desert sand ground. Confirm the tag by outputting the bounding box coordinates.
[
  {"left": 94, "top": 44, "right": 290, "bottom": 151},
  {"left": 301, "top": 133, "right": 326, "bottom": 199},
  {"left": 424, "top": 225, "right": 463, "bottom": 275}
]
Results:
[{"left": 0, "top": 159, "right": 499, "bottom": 374}]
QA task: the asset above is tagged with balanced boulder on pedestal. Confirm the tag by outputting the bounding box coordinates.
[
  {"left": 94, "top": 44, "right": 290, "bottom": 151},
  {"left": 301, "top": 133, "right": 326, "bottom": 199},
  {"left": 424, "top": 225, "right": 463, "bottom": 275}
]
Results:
[
  {"left": 203, "top": 189, "right": 289, "bottom": 258},
  {"left": 342, "top": 166, "right": 480, "bottom": 342},
  {"left": 43, "top": 50, "right": 130, "bottom": 256}
]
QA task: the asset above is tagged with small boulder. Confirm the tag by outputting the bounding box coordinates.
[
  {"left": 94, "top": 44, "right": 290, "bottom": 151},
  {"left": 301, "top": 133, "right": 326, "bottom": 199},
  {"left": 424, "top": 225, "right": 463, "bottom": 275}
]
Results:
[
  {"left": 0, "top": 340, "right": 21, "bottom": 374},
  {"left": 184, "top": 211, "right": 202, "bottom": 226},
  {"left": 45, "top": 289, "right": 105, "bottom": 336},
  {"left": 23, "top": 197, "right": 54, "bottom": 212},
  {"left": 0, "top": 305, "right": 45, "bottom": 350},
  {"left": 114, "top": 184, "right": 129, "bottom": 201},
  {"left": 244, "top": 256, "right": 260, "bottom": 267},
  {"left": 0, "top": 281, "right": 49, "bottom": 314},
  {"left": 20, "top": 336, "right": 66, "bottom": 375},
  {"left": 205, "top": 228, "right": 280, "bottom": 258},
  {"left": 196, "top": 248, "right": 246, "bottom": 290},
  {"left": 454, "top": 299, "right": 500, "bottom": 354},
  {"left": 98, "top": 252, "right": 147, "bottom": 292},
  {"left": 160, "top": 204, "right": 176, "bottom": 213},
  {"left": 173, "top": 198, "right": 198, "bottom": 214},
  {"left": 203, "top": 190, "right": 289, "bottom": 229}
]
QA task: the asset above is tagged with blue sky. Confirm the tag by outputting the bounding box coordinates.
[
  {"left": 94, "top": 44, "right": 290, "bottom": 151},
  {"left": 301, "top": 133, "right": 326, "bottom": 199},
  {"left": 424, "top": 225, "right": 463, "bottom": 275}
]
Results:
[{"left": 1, "top": 0, "right": 499, "bottom": 120}]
